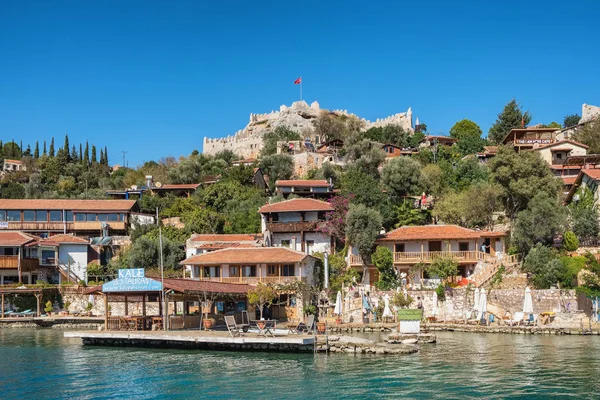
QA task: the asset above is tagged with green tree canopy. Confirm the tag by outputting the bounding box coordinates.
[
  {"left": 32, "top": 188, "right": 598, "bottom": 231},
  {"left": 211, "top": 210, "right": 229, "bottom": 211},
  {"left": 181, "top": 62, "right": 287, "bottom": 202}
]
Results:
[
  {"left": 381, "top": 157, "right": 424, "bottom": 200},
  {"left": 258, "top": 154, "right": 294, "bottom": 185},
  {"left": 449, "top": 119, "right": 482, "bottom": 140},
  {"left": 488, "top": 99, "right": 532, "bottom": 144},
  {"left": 563, "top": 114, "right": 581, "bottom": 128},
  {"left": 522, "top": 244, "right": 568, "bottom": 289},
  {"left": 512, "top": 193, "right": 566, "bottom": 255},
  {"left": 260, "top": 126, "right": 301, "bottom": 156},
  {"left": 372, "top": 246, "right": 397, "bottom": 290},
  {"left": 489, "top": 145, "right": 560, "bottom": 219},
  {"left": 573, "top": 119, "right": 600, "bottom": 154},
  {"left": 568, "top": 187, "right": 600, "bottom": 239},
  {"left": 346, "top": 204, "right": 383, "bottom": 283}
]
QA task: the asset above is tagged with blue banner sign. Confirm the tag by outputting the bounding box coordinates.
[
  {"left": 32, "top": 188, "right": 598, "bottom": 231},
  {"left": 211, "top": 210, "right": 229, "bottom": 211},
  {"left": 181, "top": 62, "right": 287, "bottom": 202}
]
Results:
[{"left": 102, "top": 268, "right": 163, "bottom": 292}]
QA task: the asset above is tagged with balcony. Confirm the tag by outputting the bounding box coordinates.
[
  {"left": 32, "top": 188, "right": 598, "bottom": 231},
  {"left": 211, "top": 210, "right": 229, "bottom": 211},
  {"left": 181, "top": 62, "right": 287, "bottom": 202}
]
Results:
[
  {"left": 349, "top": 251, "right": 490, "bottom": 266},
  {"left": 266, "top": 221, "right": 319, "bottom": 233},
  {"left": 0, "top": 256, "right": 39, "bottom": 271},
  {"left": 195, "top": 276, "right": 306, "bottom": 285},
  {"left": 5, "top": 221, "right": 126, "bottom": 232}
]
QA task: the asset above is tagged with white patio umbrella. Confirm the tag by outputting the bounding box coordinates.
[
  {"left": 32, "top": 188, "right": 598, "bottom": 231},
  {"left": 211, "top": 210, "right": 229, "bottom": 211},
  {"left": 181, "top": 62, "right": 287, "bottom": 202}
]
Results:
[
  {"left": 523, "top": 286, "right": 534, "bottom": 314},
  {"left": 431, "top": 291, "right": 438, "bottom": 316},
  {"left": 382, "top": 294, "right": 393, "bottom": 319},
  {"left": 477, "top": 288, "right": 487, "bottom": 321},
  {"left": 473, "top": 287, "right": 480, "bottom": 312},
  {"left": 334, "top": 291, "right": 342, "bottom": 316}
]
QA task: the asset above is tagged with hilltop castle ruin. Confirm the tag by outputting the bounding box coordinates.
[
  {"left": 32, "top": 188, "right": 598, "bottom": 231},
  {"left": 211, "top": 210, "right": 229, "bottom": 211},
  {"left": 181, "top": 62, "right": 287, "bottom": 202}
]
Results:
[{"left": 202, "top": 101, "right": 415, "bottom": 159}]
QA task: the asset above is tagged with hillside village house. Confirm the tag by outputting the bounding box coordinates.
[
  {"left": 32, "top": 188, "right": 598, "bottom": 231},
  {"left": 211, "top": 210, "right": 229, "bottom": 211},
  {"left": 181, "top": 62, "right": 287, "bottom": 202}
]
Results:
[
  {"left": 274, "top": 179, "right": 334, "bottom": 199},
  {"left": 0, "top": 232, "right": 93, "bottom": 285},
  {"left": 182, "top": 247, "right": 318, "bottom": 320},
  {"left": 529, "top": 140, "right": 588, "bottom": 165},
  {"left": 381, "top": 144, "right": 418, "bottom": 159},
  {"left": 0, "top": 199, "right": 138, "bottom": 237},
  {"left": 349, "top": 225, "right": 507, "bottom": 285},
  {"left": 501, "top": 127, "right": 564, "bottom": 151},
  {"left": 566, "top": 169, "right": 600, "bottom": 210},
  {"left": 185, "top": 233, "right": 263, "bottom": 260},
  {"left": 2, "top": 159, "right": 26, "bottom": 173},
  {"left": 420, "top": 135, "right": 456, "bottom": 149},
  {"left": 259, "top": 198, "right": 334, "bottom": 254}
]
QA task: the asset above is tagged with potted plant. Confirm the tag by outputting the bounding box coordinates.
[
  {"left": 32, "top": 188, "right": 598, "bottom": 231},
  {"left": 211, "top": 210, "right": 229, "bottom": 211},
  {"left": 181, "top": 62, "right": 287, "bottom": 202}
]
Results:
[
  {"left": 85, "top": 302, "right": 93, "bottom": 317},
  {"left": 64, "top": 301, "right": 71, "bottom": 315},
  {"left": 247, "top": 283, "right": 278, "bottom": 321},
  {"left": 44, "top": 301, "right": 53, "bottom": 316}
]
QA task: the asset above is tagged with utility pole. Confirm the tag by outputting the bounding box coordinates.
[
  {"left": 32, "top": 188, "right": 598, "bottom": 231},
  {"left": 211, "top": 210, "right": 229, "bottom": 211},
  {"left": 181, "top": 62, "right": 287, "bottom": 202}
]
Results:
[{"left": 157, "top": 207, "right": 166, "bottom": 330}]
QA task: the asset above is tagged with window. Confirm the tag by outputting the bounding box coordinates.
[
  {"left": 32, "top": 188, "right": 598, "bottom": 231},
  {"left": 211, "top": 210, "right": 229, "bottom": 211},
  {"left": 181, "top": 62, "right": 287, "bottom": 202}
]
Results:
[
  {"left": 306, "top": 240, "right": 314, "bottom": 253},
  {"left": 41, "top": 249, "right": 55, "bottom": 264},
  {"left": 49, "top": 210, "right": 62, "bottom": 222},
  {"left": 23, "top": 211, "right": 35, "bottom": 222},
  {"left": 281, "top": 240, "right": 290, "bottom": 248},
  {"left": 7, "top": 211, "right": 20, "bottom": 221},
  {"left": 459, "top": 242, "right": 469, "bottom": 252},
  {"left": 267, "top": 265, "right": 277, "bottom": 276},
  {"left": 0, "top": 210, "right": 5, "bottom": 221},
  {"left": 86, "top": 213, "right": 97, "bottom": 222},
  {"left": 65, "top": 211, "right": 74, "bottom": 221},
  {"left": 242, "top": 265, "right": 256, "bottom": 277},
  {"left": 107, "top": 213, "right": 119, "bottom": 222},
  {"left": 394, "top": 243, "right": 405, "bottom": 253},
  {"left": 35, "top": 210, "right": 47, "bottom": 222},
  {"left": 75, "top": 213, "right": 85, "bottom": 222},
  {"left": 281, "top": 264, "right": 295, "bottom": 276},
  {"left": 97, "top": 214, "right": 108, "bottom": 221},
  {"left": 229, "top": 266, "right": 239, "bottom": 277}
]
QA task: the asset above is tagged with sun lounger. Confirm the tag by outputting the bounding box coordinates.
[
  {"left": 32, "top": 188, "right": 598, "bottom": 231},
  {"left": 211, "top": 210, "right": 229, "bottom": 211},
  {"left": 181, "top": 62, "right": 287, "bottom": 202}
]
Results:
[
  {"left": 506, "top": 312, "right": 525, "bottom": 326},
  {"left": 10, "top": 309, "right": 33, "bottom": 318},
  {"left": 224, "top": 315, "right": 244, "bottom": 337}
]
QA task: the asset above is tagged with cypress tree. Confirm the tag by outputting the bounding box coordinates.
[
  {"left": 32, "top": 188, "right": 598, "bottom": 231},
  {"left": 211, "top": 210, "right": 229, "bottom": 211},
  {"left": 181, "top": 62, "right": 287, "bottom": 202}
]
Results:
[
  {"left": 91, "top": 145, "right": 97, "bottom": 164},
  {"left": 100, "top": 148, "right": 105, "bottom": 165},
  {"left": 104, "top": 146, "right": 109, "bottom": 166},
  {"left": 11, "top": 139, "right": 16, "bottom": 158},
  {"left": 19, "top": 140, "right": 22, "bottom": 155},
  {"left": 63, "top": 134, "right": 70, "bottom": 162},
  {"left": 24, "top": 144, "right": 31, "bottom": 157},
  {"left": 34, "top": 141, "right": 40, "bottom": 158},
  {"left": 43, "top": 141, "right": 47, "bottom": 156},
  {"left": 79, "top": 143, "right": 83, "bottom": 164},
  {"left": 71, "top": 145, "right": 78, "bottom": 162},
  {"left": 49, "top": 137, "right": 55, "bottom": 157},
  {"left": 84, "top": 141, "right": 89, "bottom": 165}
]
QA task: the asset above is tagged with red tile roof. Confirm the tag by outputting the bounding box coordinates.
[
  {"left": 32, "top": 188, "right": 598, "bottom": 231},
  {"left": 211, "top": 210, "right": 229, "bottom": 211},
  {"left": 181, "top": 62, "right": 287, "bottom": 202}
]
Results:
[
  {"left": 560, "top": 176, "right": 578, "bottom": 185},
  {"left": 40, "top": 234, "right": 89, "bottom": 245},
  {"left": 4, "top": 159, "right": 23, "bottom": 164},
  {"left": 162, "top": 278, "right": 251, "bottom": 294},
  {"left": 182, "top": 247, "right": 311, "bottom": 265},
  {"left": 583, "top": 169, "right": 600, "bottom": 180},
  {"left": 189, "top": 234, "right": 262, "bottom": 243},
  {"left": 379, "top": 225, "right": 483, "bottom": 241},
  {"left": 531, "top": 139, "right": 589, "bottom": 151},
  {"left": 275, "top": 180, "right": 331, "bottom": 188},
  {"left": 258, "top": 198, "right": 334, "bottom": 213},
  {"left": 0, "top": 199, "right": 136, "bottom": 211},
  {"left": 0, "top": 231, "right": 37, "bottom": 246}
]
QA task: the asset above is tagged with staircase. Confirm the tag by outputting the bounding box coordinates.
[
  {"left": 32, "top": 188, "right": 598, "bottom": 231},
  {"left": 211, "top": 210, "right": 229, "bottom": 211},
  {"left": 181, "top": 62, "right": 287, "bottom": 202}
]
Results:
[
  {"left": 472, "top": 254, "right": 520, "bottom": 288},
  {"left": 57, "top": 263, "right": 83, "bottom": 283}
]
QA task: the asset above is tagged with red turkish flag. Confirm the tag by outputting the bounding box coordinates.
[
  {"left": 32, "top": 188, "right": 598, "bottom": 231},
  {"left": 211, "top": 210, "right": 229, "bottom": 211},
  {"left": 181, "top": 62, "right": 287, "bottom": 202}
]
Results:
[{"left": 294, "top": 77, "right": 302, "bottom": 84}]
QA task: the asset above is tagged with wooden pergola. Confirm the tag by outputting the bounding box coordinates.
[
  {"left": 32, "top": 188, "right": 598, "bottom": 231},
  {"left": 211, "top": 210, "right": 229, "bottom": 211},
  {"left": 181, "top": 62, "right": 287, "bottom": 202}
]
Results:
[{"left": 0, "top": 287, "right": 46, "bottom": 318}]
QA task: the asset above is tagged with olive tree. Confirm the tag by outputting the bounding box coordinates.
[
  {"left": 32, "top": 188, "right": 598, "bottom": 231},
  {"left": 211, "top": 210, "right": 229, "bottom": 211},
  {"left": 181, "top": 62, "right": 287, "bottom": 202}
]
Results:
[{"left": 346, "top": 204, "right": 383, "bottom": 284}]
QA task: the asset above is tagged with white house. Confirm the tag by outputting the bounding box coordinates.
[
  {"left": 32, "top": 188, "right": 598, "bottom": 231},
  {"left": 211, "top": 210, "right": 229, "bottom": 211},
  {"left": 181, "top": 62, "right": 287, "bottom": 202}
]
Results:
[
  {"left": 259, "top": 198, "right": 334, "bottom": 254},
  {"left": 39, "top": 234, "right": 91, "bottom": 283}
]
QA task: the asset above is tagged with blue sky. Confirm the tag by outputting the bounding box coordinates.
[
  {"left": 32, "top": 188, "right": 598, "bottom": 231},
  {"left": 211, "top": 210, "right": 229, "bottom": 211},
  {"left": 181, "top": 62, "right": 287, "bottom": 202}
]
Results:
[{"left": 1, "top": 1, "right": 599, "bottom": 165}]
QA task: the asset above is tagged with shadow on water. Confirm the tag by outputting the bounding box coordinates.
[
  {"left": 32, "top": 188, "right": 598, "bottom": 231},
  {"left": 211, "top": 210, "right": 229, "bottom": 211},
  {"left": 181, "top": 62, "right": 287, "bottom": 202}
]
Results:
[{"left": 2, "top": 329, "right": 600, "bottom": 399}]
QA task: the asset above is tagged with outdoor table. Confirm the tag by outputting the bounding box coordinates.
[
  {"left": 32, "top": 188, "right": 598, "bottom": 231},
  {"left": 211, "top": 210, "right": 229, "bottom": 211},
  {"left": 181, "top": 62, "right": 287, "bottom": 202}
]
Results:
[
  {"left": 152, "top": 316, "right": 163, "bottom": 330},
  {"left": 251, "top": 320, "right": 277, "bottom": 337}
]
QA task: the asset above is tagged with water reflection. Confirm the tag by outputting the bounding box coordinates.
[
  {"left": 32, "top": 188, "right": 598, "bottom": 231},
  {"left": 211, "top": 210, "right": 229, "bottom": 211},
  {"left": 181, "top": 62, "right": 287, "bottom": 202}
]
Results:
[{"left": 1, "top": 329, "right": 600, "bottom": 399}]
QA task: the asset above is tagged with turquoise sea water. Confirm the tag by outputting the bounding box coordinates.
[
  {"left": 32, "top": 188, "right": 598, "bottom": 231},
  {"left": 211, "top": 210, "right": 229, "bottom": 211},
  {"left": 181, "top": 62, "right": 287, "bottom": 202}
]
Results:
[{"left": 1, "top": 329, "right": 600, "bottom": 399}]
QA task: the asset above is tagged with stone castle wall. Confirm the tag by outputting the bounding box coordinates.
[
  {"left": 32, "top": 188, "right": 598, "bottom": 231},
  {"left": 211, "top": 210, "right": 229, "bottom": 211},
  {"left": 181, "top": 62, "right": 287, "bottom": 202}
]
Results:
[{"left": 203, "top": 100, "right": 414, "bottom": 158}]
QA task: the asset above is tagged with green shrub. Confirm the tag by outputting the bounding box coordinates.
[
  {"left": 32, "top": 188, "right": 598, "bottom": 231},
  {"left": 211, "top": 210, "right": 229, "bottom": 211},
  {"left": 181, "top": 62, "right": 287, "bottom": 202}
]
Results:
[
  {"left": 563, "top": 231, "right": 580, "bottom": 252},
  {"left": 44, "top": 301, "right": 53, "bottom": 313},
  {"left": 435, "top": 284, "right": 446, "bottom": 302}
]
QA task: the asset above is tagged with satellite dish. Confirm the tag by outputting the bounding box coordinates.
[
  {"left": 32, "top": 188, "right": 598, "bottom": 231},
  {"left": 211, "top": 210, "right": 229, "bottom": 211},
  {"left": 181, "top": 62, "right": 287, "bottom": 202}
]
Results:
[{"left": 155, "top": 182, "right": 162, "bottom": 188}]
